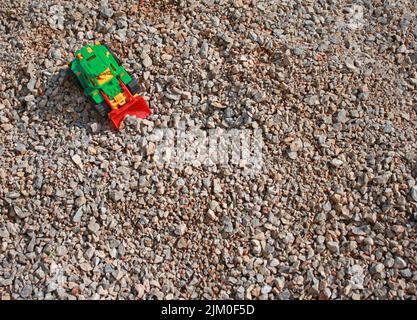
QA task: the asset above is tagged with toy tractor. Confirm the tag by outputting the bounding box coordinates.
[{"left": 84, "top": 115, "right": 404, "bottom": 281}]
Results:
[{"left": 67, "top": 42, "right": 151, "bottom": 129}]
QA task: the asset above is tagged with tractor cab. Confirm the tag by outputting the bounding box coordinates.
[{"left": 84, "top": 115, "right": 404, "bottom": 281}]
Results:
[{"left": 75, "top": 46, "right": 115, "bottom": 88}]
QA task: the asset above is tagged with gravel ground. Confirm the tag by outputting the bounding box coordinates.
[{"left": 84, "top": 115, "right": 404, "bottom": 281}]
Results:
[{"left": 0, "top": 0, "right": 416, "bottom": 300}]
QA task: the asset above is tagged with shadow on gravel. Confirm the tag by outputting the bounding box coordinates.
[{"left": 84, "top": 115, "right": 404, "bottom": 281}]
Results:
[{"left": 29, "top": 67, "right": 112, "bottom": 134}]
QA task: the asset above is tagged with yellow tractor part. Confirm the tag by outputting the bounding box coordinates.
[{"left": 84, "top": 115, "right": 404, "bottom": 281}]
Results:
[
  {"left": 96, "top": 68, "right": 114, "bottom": 85},
  {"left": 110, "top": 92, "right": 128, "bottom": 109}
]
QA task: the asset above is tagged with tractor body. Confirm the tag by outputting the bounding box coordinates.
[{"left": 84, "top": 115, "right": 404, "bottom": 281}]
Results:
[{"left": 68, "top": 43, "right": 151, "bottom": 128}]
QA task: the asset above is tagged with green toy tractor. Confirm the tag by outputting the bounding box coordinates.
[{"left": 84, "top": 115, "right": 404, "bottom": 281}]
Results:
[{"left": 67, "top": 42, "right": 151, "bottom": 128}]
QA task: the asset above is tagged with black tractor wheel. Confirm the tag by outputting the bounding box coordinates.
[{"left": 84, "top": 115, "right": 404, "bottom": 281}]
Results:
[
  {"left": 93, "top": 101, "right": 111, "bottom": 118},
  {"left": 127, "top": 77, "right": 140, "bottom": 95},
  {"left": 66, "top": 68, "right": 81, "bottom": 89}
]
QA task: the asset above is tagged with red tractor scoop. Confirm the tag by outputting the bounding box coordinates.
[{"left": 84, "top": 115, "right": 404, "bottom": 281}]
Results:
[{"left": 101, "top": 79, "right": 151, "bottom": 129}]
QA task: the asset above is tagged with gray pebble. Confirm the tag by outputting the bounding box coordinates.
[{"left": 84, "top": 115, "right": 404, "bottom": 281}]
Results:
[{"left": 20, "top": 285, "right": 32, "bottom": 298}]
